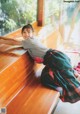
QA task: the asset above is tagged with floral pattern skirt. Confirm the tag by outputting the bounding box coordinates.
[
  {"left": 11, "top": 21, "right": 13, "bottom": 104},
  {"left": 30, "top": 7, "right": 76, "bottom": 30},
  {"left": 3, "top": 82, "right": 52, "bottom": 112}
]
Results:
[{"left": 41, "top": 49, "right": 80, "bottom": 103}]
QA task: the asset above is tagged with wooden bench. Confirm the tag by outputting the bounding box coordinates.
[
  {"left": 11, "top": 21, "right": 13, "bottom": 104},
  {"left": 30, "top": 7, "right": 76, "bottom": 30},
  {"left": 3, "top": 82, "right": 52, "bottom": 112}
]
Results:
[{"left": 0, "top": 22, "right": 60, "bottom": 114}]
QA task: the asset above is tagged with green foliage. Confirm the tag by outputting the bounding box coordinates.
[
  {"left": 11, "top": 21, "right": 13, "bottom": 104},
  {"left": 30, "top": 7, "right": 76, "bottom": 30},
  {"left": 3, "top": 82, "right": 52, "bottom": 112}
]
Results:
[
  {"left": 1, "top": 0, "right": 19, "bottom": 24},
  {"left": 4, "top": 19, "right": 17, "bottom": 31},
  {"left": 0, "top": 0, "right": 37, "bottom": 35}
]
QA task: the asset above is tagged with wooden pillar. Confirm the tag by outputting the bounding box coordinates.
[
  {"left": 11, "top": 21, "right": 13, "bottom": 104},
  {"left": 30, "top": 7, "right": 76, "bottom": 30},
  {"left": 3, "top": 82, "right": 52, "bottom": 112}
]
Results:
[{"left": 37, "top": 0, "right": 45, "bottom": 26}]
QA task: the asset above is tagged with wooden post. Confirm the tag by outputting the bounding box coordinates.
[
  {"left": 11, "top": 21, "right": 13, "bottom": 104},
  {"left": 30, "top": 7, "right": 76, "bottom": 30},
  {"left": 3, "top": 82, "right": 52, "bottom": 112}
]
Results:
[{"left": 37, "top": 0, "right": 45, "bottom": 26}]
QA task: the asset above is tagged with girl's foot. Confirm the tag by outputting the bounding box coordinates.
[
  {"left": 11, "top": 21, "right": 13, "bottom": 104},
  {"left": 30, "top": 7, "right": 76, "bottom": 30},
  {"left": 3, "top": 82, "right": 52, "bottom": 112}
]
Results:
[{"left": 74, "top": 72, "right": 80, "bottom": 81}]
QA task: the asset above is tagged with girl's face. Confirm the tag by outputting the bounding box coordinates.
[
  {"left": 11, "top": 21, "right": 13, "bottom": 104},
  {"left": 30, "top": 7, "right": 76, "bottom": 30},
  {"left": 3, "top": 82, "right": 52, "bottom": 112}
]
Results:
[{"left": 22, "top": 28, "right": 33, "bottom": 39}]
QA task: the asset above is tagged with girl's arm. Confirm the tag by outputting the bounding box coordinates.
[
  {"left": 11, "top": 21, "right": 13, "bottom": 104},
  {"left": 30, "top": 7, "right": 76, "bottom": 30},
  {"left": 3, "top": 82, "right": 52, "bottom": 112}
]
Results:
[{"left": 0, "top": 36, "right": 22, "bottom": 46}]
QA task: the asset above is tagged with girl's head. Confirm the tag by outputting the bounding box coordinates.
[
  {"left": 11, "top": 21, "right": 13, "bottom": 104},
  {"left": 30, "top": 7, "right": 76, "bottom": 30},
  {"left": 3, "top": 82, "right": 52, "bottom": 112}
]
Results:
[{"left": 21, "top": 24, "right": 34, "bottom": 39}]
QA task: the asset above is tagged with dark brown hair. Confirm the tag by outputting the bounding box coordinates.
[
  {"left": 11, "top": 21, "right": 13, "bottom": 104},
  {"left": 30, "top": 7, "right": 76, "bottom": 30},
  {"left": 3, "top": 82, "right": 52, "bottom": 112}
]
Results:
[{"left": 21, "top": 24, "right": 34, "bottom": 33}]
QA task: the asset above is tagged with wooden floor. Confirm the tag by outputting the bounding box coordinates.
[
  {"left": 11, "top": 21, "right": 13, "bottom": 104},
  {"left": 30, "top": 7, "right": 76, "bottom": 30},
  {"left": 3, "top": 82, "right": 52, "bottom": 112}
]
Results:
[{"left": 54, "top": 100, "right": 80, "bottom": 114}]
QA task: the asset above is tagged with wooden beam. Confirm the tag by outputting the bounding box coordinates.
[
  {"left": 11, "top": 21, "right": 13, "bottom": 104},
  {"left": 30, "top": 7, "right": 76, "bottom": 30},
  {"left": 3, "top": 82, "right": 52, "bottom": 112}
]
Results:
[{"left": 37, "top": 0, "right": 45, "bottom": 26}]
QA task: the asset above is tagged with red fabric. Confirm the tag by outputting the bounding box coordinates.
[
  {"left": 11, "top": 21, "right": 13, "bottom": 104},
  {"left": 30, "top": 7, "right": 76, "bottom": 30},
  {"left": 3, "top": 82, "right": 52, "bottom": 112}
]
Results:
[
  {"left": 74, "top": 62, "right": 80, "bottom": 74},
  {"left": 34, "top": 57, "right": 44, "bottom": 63}
]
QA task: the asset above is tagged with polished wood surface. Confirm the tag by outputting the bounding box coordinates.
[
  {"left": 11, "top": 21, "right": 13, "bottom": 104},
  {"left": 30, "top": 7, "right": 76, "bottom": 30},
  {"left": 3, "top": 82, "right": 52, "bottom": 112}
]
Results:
[
  {"left": 0, "top": 45, "right": 25, "bottom": 72},
  {"left": 0, "top": 50, "right": 34, "bottom": 107},
  {"left": 7, "top": 75, "right": 60, "bottom": 114}
]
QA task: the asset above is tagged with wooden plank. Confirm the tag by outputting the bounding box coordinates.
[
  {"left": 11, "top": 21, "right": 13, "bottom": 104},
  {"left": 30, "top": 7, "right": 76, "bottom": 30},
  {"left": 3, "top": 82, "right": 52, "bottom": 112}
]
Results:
[
  {"left": 7, "top": 76, "right": 60, "bottom": 114},
  {"left": 0, "top": 52, "right": 34, "bottom": 107}
]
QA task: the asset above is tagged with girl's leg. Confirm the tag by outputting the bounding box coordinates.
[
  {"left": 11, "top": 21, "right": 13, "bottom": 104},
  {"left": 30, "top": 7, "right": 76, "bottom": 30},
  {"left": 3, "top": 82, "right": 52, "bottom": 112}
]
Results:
[
  {"left": 43, "top": 49, "right": 80, "bottom": 103},
  {"left": 41, "top": 66, "right": 63, "bottom": 96},
  {"left": 74, "top": 72, "right": 80, "bottom": 81}
]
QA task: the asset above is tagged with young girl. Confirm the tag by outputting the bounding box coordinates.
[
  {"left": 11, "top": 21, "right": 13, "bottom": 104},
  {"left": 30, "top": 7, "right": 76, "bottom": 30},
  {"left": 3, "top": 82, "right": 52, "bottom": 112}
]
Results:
[{"left": 0, "top": 24, "right": 80, "bottom": 103}]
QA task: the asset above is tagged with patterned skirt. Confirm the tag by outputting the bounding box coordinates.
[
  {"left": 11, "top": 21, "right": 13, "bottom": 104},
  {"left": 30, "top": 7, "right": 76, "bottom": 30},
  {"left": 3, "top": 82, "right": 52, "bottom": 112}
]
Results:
[{"left": 41, "top": 49, "right": 80, "bottom": 103}]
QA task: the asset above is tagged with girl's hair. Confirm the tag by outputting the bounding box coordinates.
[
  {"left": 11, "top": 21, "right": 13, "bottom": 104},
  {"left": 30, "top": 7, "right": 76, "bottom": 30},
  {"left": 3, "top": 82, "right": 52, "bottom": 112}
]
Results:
[{"left": 21, "top": 24, "right": 34, "bottom": 33}]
